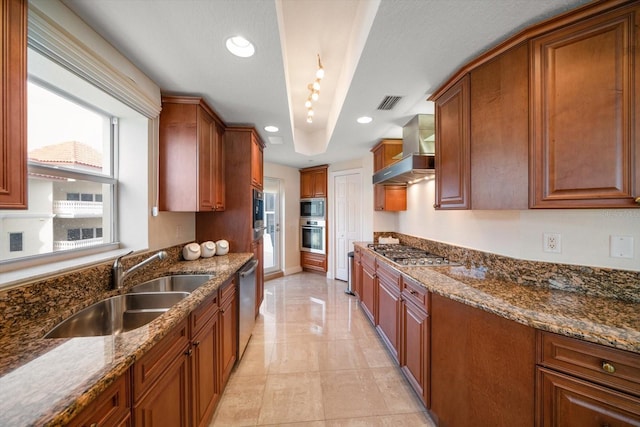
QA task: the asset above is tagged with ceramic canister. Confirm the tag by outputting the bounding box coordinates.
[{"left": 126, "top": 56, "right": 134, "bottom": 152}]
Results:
[
  {"left": 200, "top": 241, "right": 216, "bottom": 258},
  {"left": 182, "top": 242, "right": 201, "bottom": 260}
]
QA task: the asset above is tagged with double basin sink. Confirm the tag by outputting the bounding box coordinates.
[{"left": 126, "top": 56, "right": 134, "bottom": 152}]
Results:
[{"left": 45, "top": 274, "right": 215, "bottom": 338}]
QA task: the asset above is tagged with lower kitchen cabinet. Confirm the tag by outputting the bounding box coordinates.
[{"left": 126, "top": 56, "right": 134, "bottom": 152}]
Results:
[
  {"left": 400, "top": 275, "right": 430, "bottom": 408},
  {"left": 375, "top": 261, "right": 401, "bottom": 363},
  {"left": 219, "top": 277, "right": 237, "bottom": 389},
  {"left": 430, "top": 293, "right": 536, "bottom": 426},
  {"left": 300, "top": 251, "right": 327, "bottom": 274},
  {"left": 133, "top": 318, "right": 191, "bottom": 427},
  {"left": 69, "top": 371, "right": 131, "bottom": 427},
  {"left": 359, "top": 251, "right": 376, "bottom": 324},
  {"left": 353, "top": 247, "right": 362, "bottom": 298}
]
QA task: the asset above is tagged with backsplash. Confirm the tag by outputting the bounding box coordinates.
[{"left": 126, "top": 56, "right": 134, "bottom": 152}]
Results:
[{"left": 373, "top": 232, "right": 640, "bottom": 303}]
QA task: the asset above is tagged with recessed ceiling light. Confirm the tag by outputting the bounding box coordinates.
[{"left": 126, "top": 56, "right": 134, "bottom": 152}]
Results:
[
  {"left": 225, "top": 36, "right": 255, "bottom": 57},
  {"left": 357, "top": 116, "right": 373, "bottom": 124},
  {"left": 264, "top": 125, "right": 279, "bottom": 133}
]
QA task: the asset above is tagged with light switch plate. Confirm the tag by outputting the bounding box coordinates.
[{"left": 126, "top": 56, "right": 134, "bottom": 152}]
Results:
[{"left": 610, "top": 235, "right": 634, "bottom": 258}]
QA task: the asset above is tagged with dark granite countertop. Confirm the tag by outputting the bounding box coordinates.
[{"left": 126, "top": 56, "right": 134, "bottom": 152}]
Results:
[
  {"left": 0, "top": 252, "right": 253, "bottom": 427},
  {"left": 356, "top": 243, "right": 640, "bottom": 355}
]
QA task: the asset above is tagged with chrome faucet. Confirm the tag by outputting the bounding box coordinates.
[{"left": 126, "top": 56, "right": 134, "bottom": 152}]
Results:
[{"left": 112, "top": 250, "right": 168, "bottom": 290}]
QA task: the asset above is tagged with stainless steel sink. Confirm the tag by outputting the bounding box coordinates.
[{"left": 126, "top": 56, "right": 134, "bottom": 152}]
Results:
[
  {"left": 128, "top": 274, "right": 215, "bottom": 294},
  {"left": 44, "top": 292, "right": 189, "bottom": 338}
]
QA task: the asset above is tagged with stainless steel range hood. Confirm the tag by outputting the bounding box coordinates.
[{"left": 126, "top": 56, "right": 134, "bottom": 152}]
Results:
[{"left": 372, "top": 114, "right": 435, "bottom": 185}]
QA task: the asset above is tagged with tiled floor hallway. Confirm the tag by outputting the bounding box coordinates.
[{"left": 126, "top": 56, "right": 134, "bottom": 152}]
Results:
[{"left": 210, "top": 272, "right": 436, "bottom": 426}]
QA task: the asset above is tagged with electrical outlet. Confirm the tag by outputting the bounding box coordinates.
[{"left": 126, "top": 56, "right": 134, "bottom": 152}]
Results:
[{"left": 543, "top": 233, "right": 561, "bottom": 253}]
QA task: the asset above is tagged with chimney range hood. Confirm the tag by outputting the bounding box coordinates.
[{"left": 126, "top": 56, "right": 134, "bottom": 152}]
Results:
[{"left": 372, "top": 114, "right": 435, "bottom": 185}]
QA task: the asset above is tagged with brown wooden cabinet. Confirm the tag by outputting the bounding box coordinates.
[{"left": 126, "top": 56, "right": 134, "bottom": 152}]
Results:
[
  {"left": 250, "top": 132, "right": 264, "bottom": 189},
  {"left": 371, "top": 139, "right": 407, "bottom": 211},
  {"left": 359, "top": 250, "right": 376, "bottom": 325},
  {"left": 434, "top": 75, "right": 470, "bottom": 210},
  {"left": 69, "top": 371, "right": 131, "bottom": 427},
  {"left": 374, "top": 184, "right": 407, "bottom": 211},
  {"left": 300, "top": 164, "right": 328, "bottom": 198},
  {"left": 133, "top": 319, "right": 191, "bottom": 427},
  {"left": 470, "top": 42, "right": 529, "bottom": 210},
  {"left": 159, "top": 96, "right": 225, "bottom": 212},
  {"left": 530, "top": 2, "right": 640, "bottom": 208},
  {"left": 430, "top": 293, "right": 536, "bottom": 426},
  {"left": 353, "top": 246, "right": 363, "bottom": 298},
  {"left": 0, "top": 0, "right": 27, "bottom": 209},
  {"left": 219, "top": 277, "right": 237, "bottom": 389},
  {"left": 300, "top": 251, "right": 327, "bottom": 273},
  {"left": 375, "top": 261, "right": 401, "bottom": 363},
  {"left": 400, "top": 275, "right": 430, "bottom": 408},
  {"left": 190, "top": 291, "right": 220, "bottom": 427},
  {"left": 252, "top": 237, "right": 264, "bottom": 316},
  {"left": 537, "top": 331, "right": 640, "bottom": 426}
]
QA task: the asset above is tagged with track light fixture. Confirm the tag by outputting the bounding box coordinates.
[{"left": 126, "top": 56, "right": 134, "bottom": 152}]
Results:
[{"left": 305, "top": 54, "right": 325, "bottom": 124}]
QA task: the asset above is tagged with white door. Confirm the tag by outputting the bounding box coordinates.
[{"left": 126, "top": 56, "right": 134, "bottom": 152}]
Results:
[
  {"left": 263, "top": 177, "right": 281, "bottom": 274},
  {"left": 334, "top": 172, "right": 362, "bottom": 281}
]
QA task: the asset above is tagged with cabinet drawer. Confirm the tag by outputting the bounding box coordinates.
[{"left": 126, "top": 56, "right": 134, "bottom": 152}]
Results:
[
  {"left": 376, "top": 262, "right": 400, "bottom": 293},
  {"left": 401, "top": 275, "right": 429, "bottom": 314},
  {"left": 539, "top": 331, "right": 640, "bottom": 397},
  {"left": 361, "top": 252, "right": 376, "bottom": 272},
  {"left": 133, "top": 318, "right": 190, "bottom": 402},
  {"left": 190, "top": 291, "right": 218, "bottom": 336},
  {"left": 537, "top": 367, "right": 640, "bottom": 426},
  {"left": 69, "top": 371, "right": 131, "bottom": 427}
]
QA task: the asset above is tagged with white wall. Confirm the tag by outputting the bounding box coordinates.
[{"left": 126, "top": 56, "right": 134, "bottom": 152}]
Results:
[
  {"left": 264, "top": 161, "right": 301, "bottom": 275},
  {"left": 394, "top": 177, "right": 640, "bottom": 272}
]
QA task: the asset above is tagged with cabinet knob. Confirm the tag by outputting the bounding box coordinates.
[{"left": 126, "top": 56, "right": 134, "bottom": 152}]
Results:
[
  {"left": 433, "top": 203, "right": 440, "bottom": 209},
  {"left": 185, "top": 348, "right": 193, "bottom": 356},
  {"left": 193, "top": 340, "right": 200, "bottom": 347},
  {"left": 409, "top": 290, "right": 418, "bottom": 296},
  {"left": 601, "top": 361, "right": 616, "bottom": 374},
  {"left": 635, "top": 196, "right": 640, "bottom": 205},
  {"left": 90, "top": 423, "right": 98, "bottom": 427}
]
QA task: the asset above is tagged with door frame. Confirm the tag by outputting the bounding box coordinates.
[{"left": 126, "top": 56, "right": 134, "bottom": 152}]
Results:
[{"left": 263, "top": 176, "right": 282, "bottom": 276}]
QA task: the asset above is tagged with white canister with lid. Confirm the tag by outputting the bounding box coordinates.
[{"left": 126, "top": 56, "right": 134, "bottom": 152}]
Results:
[
  {"left": 215, "top": 239, "right": 229, "bottom": 255},
  {"left": 200, "top": 241, "right": 216, "bottom": 258},
  {"left": 182, "top": 242, "right": 201, "bottom": 260}
]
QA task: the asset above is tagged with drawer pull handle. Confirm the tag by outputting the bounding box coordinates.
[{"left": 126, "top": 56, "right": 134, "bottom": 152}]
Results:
[
  {"left": 409, "top": 290, "right": 418, "bottom": 295},
  {"left": 601, "top": 361, "right": 616, "bottom": 374}
]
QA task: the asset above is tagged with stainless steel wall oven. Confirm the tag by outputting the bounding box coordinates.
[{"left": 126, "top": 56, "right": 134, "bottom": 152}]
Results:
[{"left": 300, "top": 218, "right": 325, "bottom": 254}]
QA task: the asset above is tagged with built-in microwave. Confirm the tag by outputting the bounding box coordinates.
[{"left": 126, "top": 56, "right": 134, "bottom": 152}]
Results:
[
  {"left": 300, "top": 198, "right": 325, "bottom": 219},
  {"left": 253, "top": 189, "right": 265, "bottom": 239}
]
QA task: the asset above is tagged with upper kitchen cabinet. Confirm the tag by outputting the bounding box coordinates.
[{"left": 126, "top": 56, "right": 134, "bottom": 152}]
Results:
[
  {"left": 530, "top": 2, "right": 640, "bottom": 208},
  {"left": 250, "top": 131, "right": 264, "bottom": 190},
  {"left": 371, "top": 139, "right": 407, "bottom": 211},
  {"left": 470, "top": 42, "right": 529, "bottom": 210},
  {"left": 434, "top": 75, "right": 470, "bottom": 210},
  {"left": 159, "top": 96, "right": 225, "bottom": 212},
  {"left": 300, "top": 164, "right": 328, "bottom": 198},
  {"left": 0, "top": 0, "right": 27, "bottom": 209}
]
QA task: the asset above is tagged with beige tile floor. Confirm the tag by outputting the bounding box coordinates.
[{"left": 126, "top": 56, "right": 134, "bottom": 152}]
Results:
[{"left": 210, "top": 272, "right": 436, "bottom": 426}]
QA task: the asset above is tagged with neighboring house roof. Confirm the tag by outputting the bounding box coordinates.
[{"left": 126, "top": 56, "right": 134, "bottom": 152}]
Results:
[{"left": 29, "top": 141, "right": 102, "bottom": 169}]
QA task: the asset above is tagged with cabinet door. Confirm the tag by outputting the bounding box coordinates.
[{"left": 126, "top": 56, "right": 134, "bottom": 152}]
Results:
[
  {"left": 197, "top": 106, "right": 215, "bottom": 211},
  {"left": 252, "top": 238, "right": 264, "bottom": 316},
  {"left": 0, "top": 0, "right": 27, "bottom": 209},
  {"left": 312, "top": 169, "right": 327, "bottom": 197},
  {"left": 353, "top": 248, "right": 362, "bottom": 298},
  {"left": 220, "top": 282, "right": 238, "bottom": 389},
  {"left": 376, "top": 268, "right": 400, "bottom": 363},
  {"left": 434, "top": 75, "right": 470, "bottom": 209},
  {"left": 530, "top": 5, "right": 640, "bottom": 208},
  {"left": 212, "top": 123, "right": 225, "bottom": 211},
  {"left": 69, "top": 371, "right": 131, "bottom": 427},
  {"left": 300, "top": 251, "right": 327, "bottom": 273},
  {"left": 360, "top": 256, "right": 376, "bottom": 325},
  {"left": 191, "top": 311, "right": 220, "bottom": 427},
  {"left": 300, "top": 172, "right": 314, "bottom": 198},
  {"left": 538, "top": 368, "right": 640, "bottom": 427},
  {"left": 251, "top": 133, "right": 263, "bottom": 189},
  {"left": 401, "top": 298, "right": 429, "bottom": 408},
  {"left": 134, "top": 351, "right": 190, "bottom": 427},
  {"left": 430, "top": 293, "right": 535, "bottom": 426},
  {"left": 374, "top": 185, "right": 406, "bottom": 211},
  {"left": 470, "top": 42, "right": 529, "bottom": 210}
]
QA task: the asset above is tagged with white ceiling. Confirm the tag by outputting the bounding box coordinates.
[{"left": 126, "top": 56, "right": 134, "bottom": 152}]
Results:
[{"left": 62, "top": 0, "right": 590, "bottom": 169}]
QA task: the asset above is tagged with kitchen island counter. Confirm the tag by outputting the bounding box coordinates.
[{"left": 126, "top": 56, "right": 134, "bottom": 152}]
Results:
[{"left": 0, "top": 252, "right": 253, "bottom": 427}]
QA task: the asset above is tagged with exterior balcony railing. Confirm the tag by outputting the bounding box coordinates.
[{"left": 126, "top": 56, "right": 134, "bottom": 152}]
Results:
[
  {"left": 52, "top": 200, "right": 103, "bottom": 217},
  {"left": 54, "top": 238, "right": 104, "bottom": 251}
]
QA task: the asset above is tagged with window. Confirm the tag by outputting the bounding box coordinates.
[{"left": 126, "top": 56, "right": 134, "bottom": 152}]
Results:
[
  {"left": 67, "top": 193, "right": 80, "bottom": 201},
  {"left": 9, "top": 233, "right": 23, "bottom": 252}
]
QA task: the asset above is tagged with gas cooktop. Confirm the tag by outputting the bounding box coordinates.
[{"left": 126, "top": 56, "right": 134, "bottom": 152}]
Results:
[{"left": 367, "top": 243, "right": 457, "bottom": 267}]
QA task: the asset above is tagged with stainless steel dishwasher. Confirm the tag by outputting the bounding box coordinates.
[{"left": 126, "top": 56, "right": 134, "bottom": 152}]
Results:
[{"left": 237, "top": 258, "right": 259, "bottom": 360}]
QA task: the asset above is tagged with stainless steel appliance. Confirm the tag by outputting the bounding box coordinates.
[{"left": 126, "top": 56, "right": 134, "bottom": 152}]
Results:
[
  {"left": 300, "top": 197, "right": 325, "bottom": 219},
  {"left": 367, "top": 243, "right": 457, "bottom": 267},
  {"left": 237, "top": 258, "right": 259, "bottom": 360},
  {"left": 300, "top": 218, "right": 326, "bottom": 254},
  {"left": 253, "top": 189, "right": 265, "bottom": 240}
]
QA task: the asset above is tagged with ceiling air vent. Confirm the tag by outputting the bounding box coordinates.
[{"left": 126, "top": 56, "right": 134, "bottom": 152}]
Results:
[{"left": 377, "top": 95, "right": 402, "bottom": 111}]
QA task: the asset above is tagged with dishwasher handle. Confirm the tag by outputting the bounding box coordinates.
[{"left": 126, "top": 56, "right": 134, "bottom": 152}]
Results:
[{"left": 239, "top": 259, "right": 259, "bottom": 277}]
